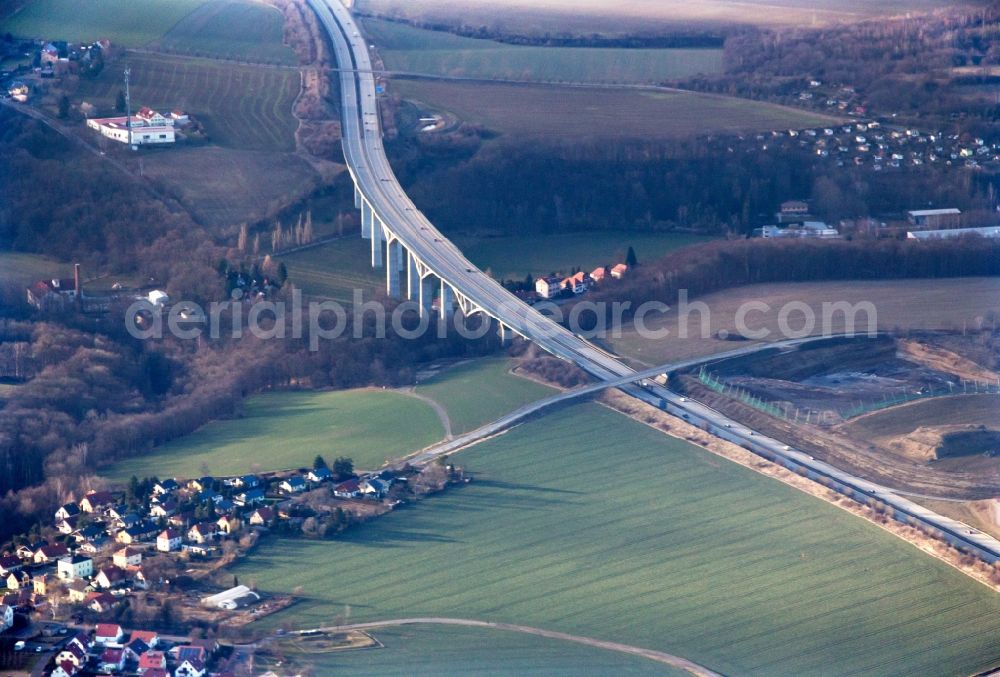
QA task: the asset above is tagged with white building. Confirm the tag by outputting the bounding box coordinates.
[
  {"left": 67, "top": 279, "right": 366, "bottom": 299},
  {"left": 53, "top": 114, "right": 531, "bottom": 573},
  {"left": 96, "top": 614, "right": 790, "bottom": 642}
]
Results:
[
  {"left": 534, "top": 276, "right": 561, "bottom": 299},
  {"left": 86, "top": 106, "right": 175, "bottom": 145},
  {"left": 57, "top": 555, "right": 94, "bottom": 581},
  {"left": 907, "top": 225, "right": 1000, "bottom": 240},
  {"left": 201, "top": 585, "right": 260, "bottom": 610}
]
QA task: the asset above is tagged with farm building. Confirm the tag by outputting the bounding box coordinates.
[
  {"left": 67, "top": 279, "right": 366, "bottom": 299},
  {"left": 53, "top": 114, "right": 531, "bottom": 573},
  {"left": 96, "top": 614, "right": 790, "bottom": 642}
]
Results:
[
  {"left": 907, "top": 208, "right": 961, "bottom": 229},
  {"left": 86, "top": 107, "right": 176, "bottom": 145}
]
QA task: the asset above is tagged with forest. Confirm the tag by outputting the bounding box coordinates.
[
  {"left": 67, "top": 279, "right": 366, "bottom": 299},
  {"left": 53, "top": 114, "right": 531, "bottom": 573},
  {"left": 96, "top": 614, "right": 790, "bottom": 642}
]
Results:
[
  {"left": 389, "top": 133, "right": 997, "bottom": 236},
  {"left": 691, "top": 5, "right": 1000, "bottom": 128}
]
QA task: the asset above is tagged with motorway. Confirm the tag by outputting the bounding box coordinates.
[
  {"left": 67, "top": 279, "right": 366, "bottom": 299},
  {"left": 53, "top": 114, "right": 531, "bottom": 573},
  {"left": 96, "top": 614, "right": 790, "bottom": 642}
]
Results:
[{"left": 310, "top": 0, "right": 1000, "bottom": 563}]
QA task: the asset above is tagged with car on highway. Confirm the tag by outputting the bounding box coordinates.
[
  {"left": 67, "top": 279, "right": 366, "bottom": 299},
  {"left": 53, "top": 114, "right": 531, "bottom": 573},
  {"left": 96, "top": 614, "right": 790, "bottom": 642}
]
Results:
[{"left": 14, "top": 641, "right": 24, "bottom": 651}]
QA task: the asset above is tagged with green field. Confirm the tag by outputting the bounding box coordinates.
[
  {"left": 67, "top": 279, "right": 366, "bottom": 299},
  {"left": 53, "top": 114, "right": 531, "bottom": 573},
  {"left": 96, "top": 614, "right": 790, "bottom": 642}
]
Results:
[
  {"left": 279, "top": 238, "right": 385, "bottom": 303},
  {"left": 153, "top": 0, "right": 297, "bottom": 65},
  {"left": 395, "top": 79, "right": 841, "bottom": 142},
  {"left": 842, "top": 394, "right": 1000, "bottom": 440},
  {"left": 102, "top": 389, "right": 444, "bottom": 481},
  {"left": 362, "top": 17, "right": 722, "bottom": 83},
  {"left": 358, "top": 0, "right": 975, "bottom": 33},
  {"left": 3, "top": 0, "right": 207, "bottom": 46},
  {"left": 74, "top": 51, "right": 298, "bottom": 151},
  {"left": 302, "top": 624, "right": 681, "bottom": 675},
  {"left": 0, "top": 251, "right": 68, "bottom": 286},
  {"left": 140, "top": 147, "right": 319, "bottom": 229},
  {"left": 455, "top": 231, "right": 710, "bottom": 280},
  {"left": 236, "top": 403, "right": 1000, "bottom": 675},
  {"left": 416, "top": 358, "right": 554, "bottom": 434}
]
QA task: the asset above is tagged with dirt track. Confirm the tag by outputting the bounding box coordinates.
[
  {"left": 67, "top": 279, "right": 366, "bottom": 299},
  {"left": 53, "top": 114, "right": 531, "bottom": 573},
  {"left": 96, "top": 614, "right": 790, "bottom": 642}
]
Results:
[{"left": 310, "top": 617, "right": 723, "bottom": 676}]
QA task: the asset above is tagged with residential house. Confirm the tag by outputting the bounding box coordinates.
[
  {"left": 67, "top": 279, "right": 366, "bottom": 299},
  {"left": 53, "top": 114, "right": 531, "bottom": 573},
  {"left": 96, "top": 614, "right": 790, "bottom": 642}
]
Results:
[
  {"left": 50, "top": 663, "right": 77, "bottom": 677},
  {"left": 95, "top": 622, "right": 125, "bottom": 645},
  {"left": 150, "top": 501, "right": 177, "bottom": 518},
  {"left": 360, "top": 478, "right": 389, "bottom": 499},
  {"left": 233, "top": 488, "right": 265, "bottom": 507},
  {"left": 124, "top": 638, "right": 149, "bottom": 662},
  {"left": 780, "top": 200, "right": 810, "bottom": 215},
  {"left": 33, "top": 574, "right": 55, "bottom": 596},
  {"left": 138, "top": 650, "right": 167, "bottom": 673},
  {"left": 56, "top": 517, "right": 79, "bottom": 535},
  {"left": 0, "top": 603, "right": 12, "bottom": 632},
  {"left": 213, "top": 499, "right": 236, "bottom": 515},
  {"left": 153, "top": 479, "right": 179, "bottom": 495},
  {"left": 87, "top": 591, "right": 117, "bottom": 613},
  {"left": 186, "top": 477, "right": 213, "bottom": 492},
  {"left": 116, "top": 524, "right": 149, "bottom": 545},
  {"left": 94, "top": 567, "right": 126, "bottom": 590},
  {"left": 172, "top": 645, "right": 206, "bottom": 663},
  {"left": 15, "top": 543, "right": 39, "bottom": 560},
  {"left": 65, "top": 631, "right": 92, "bottom": 654},
  {"left": 183, "top": 543, "right": 214, "bottom": 558},
  {"left": 80, "top": 491, "right": 116, "bottom": 513},
  {"left": 157, "top": 529, "right": 182, "bottom": 552},
  {"left": 249, "top": 507, "right": 275, "bottom": 526},
  {"left": 216, "top": 515, "right": 240, "bottom": 535},
  {"left": 130, "top": 629, "right": 159, "bottom": 648},
  {"left": 79, "top": 537, "right": 110, "bottom": 555},
  {"left": 66, "top": 579, "right": 91, "bottom": 602},
  {"left": 7, "top": 81, "right": 28, "bottom": 103},
  {"left": 54, "top": 643, "right": 88, "bottom": 671},
  {"left": 55, "top": 503, "right": 81, "bottom": 521},
  {"left": 99, "top": 647, "right": 126, "bottom": 673},
  {"left": 0, "top": 555, "right": 22, "bottom": 575},
  {"left": 6, "top": 571, "right": 31, "bottom": 590},
  {"left": 187, "top": 523, "right": 218, "bottom": 544},
  {"left": 589, "top": 266, "right": 607, "bottom": 284},
  {"left": 113, "top": 547, "right": 142, "bottom": 569},
  {"left": 175, "top": 658, "right": 206, "bottom": 677},
  {"left": 279, "top": 476, "right": 306, "bottom": 494},
  {"left": 73, "top": 523, "right": 107, "bottom": 544},
  {"left": 610, "top": 263, "right": 628, "bottom": 279},
  {"left": 197, "top": 489, "right": 220, "bottom": 504},
  {"left": 233, "top": 474, "right": 260, "bottom": 489},
  {"left": 105, "top": 505, "right": 130, "bottom": 522},
  {"left": 561, "top": 271, "right": 588, "bottom": 295},
  {"left": 57, "top": 555, "right": 94, "bottom": 581},
  {"left": 333, "top": 479, "right": 361, "bottom": 499},
  {"left": 34, "top": 543, "right": 69, "bottom": 563},
  {"left": 307, "top": 467, "right": 333, "bottom": 483},
  {"left": 534, "top": 276, "right": 562, "bottom": 299}
]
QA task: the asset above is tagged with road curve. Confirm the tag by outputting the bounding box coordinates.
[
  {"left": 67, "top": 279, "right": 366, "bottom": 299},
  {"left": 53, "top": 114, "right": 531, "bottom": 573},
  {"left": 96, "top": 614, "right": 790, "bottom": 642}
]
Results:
[
  {"left": 311, "top": 0, "right": 1000, "bottom": 564},
  {"left": 305, "top": 617, "right": 723, "bottom": 676}
]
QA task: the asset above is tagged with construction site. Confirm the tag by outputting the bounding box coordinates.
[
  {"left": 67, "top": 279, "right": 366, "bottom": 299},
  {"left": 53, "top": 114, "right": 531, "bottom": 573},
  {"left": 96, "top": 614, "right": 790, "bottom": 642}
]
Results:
[{"left": 675, "top": 331, "right": 1000, "bottom": 502}]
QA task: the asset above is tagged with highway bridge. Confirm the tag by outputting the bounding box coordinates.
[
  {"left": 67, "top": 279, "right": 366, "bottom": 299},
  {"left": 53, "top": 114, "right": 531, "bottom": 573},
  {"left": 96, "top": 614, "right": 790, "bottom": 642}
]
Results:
[{"left": 308, "top": 0, "right": 1000, "bottom": 564}]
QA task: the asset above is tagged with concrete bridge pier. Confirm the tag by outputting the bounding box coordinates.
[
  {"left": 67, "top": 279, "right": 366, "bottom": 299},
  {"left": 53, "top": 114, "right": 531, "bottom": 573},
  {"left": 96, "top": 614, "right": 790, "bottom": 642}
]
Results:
[
  {"left": 440, "top": 280, "right": 455, "bottom": 317},
  {"left": 406, "top": 251, "right": 420, "bottom": 301},
  {"left": 353, "top": 183, "right": 362, "bottom": 209},
  {"left": 371, "top": 215, "right": 384, "bottom": 267},
  {"left": 386, "top": 238, "right": 404, "bottom": 298},
  {"left": 498, "top": 323, "right": 514, "bottom": 345},
  {"left": 418, "top": 274, "right": 436, "bottom": 317},
  {"left": 361, "top": 198, "right": 373, "bottom": 239}
]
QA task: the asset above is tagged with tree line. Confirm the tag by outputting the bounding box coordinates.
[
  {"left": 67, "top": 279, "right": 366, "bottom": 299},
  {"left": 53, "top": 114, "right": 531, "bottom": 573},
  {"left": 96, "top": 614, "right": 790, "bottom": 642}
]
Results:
[{"left": 575, "top": 236, "right": 1000, "bottom": 328}]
